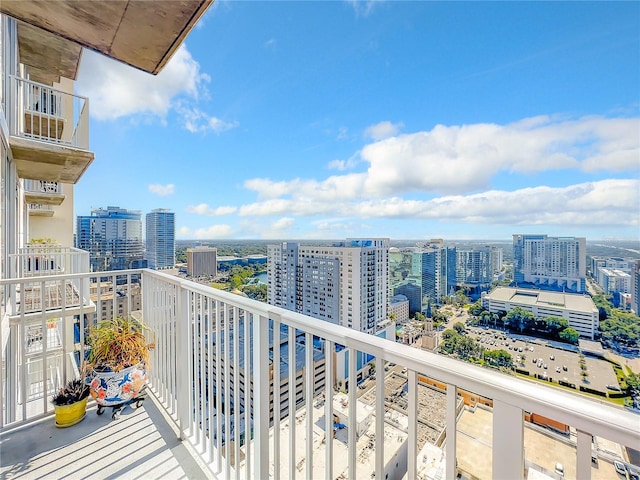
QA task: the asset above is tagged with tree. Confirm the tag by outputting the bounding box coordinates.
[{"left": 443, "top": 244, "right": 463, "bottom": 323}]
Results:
[
  {"left": 483, "top": 349, "right": 513, "bottom": 368},
  {"left": 453, "top": 322, "right": 466, "bottom": 334},
  {"left": 505, "top": 307, "right": 535, "bottom": 333},
  {"left": 544, "top": 316, "right": 569, "bottom": 337},
  {"left": 559, "top": 327, "right": 580, "bottom": 345},
  {"left": 469, "top": 300, "right": 483, "bottom": 317},
  {"left": 626, "top": 373, "right": 640, "bottom": 393}
]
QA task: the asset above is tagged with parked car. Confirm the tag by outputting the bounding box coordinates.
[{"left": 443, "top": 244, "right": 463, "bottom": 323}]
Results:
[
  {"left": 562, "top": 365, "right": 568, "bottom": 371},
  {"left": 554, "top": 462, "right": 564, "bottom": 477},
  {"left": 556, "top": 367, "right": 561, "bottom": 373},
  {"left": 628, "top": 465, "right": 639, "bottom": 480}
]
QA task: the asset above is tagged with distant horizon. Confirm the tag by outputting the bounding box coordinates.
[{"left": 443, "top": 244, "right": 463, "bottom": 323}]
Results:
[{"left": 174, "top": 238, "right": 640, "bottom": 245}]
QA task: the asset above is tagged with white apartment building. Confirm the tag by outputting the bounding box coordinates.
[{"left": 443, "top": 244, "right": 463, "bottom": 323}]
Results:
[
  {"left": 388, "top": 294, "right": 410, "bottom": 323},
  {"left": 267, "top": 238, "right": 389, "bottom": 335},
  {"left": 596, "top": 268, "right": 631, "bottom": 295},
  {"left": 482, "top": 286, "right": 599, "bottom": 339},
  {"left": 513, "top": 234, "right": 587, "bottom": 293},
  {"left": 187, "top": 246, "right": 217, "bottom": 277}
]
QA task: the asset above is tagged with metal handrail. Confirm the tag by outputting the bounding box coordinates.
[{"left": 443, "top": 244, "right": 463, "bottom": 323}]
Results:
[{"left": 8, "top": 75, "right": 89, "bottom": 149}]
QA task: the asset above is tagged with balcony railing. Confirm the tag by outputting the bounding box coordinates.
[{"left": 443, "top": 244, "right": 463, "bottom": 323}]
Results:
[
  {"left": 23, "top": 180, "right": 63, "bottom": 195},
  {"left": 26, "top": 203, "right": 54, "bottom": 216},
  {"left": 1, "top": 268, "right": 638, "bottom": 480},
  {"left": 9, "top": 245, "right": 89, "bottom": 278},
  {"left": 7, "top": 75, "right": 89, "bottom": 149}
]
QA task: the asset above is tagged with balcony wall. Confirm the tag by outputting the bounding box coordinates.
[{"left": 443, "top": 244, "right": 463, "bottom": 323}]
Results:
[{"left": 1, "top": 269, "right": 638, "bottom": 480}]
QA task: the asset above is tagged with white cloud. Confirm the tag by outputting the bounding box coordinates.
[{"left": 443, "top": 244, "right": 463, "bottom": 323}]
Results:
[
  {"left": 236, "top": 179, "right": 639, "bottom": 228},
  {"left": 328, "top": 153, "right": 360, "bottom": 171},
  {"left": 364, "top": 121, "right": 403, "bottom": 141},
  {"left": 148, "top": 183, "right": 175, "bottom": 196},
  {"left": 177, "top": 226, "right": 192, "bottom": 237},
  {"left": 178, "top": 105, "right": 239, "bottom": 134},
  {"left": 186, "top": 203, "right": 237, "bottom": 216},
  {"left": 77, "top": 45, "right": 237, "bottom": 134},
  {"left": 346, "top": 0, "right": 383, "bottom": 17},
  {"left": 271, "top": 217, "right": 295, "bottom": 230},
  {"left": 245, "top": 115, "right": 639, "bottom": 200},
  {"left": 77, "top": 46, "right": 208, "bottom": 121},
  {"left": 193, "top": 224, "right": 234, "bottom": 239},
  {"left": 265, "top": 38, "right": 277, "bottom": 48}
]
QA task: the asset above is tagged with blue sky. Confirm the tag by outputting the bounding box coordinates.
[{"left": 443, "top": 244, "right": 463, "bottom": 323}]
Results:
[{"left": 75, "top": 1, "right": 639, "bottom": 241}]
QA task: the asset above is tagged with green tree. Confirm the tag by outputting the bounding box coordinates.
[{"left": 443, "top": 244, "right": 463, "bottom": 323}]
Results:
[
  {"left": 544, "top": 316, "right": 569, "bottom": 337},
  {"left": 453, "top": 322, "right": 466, "bottom": 334},
  {"left": 559, "top": 327, "right": 580, "bottom": 345},
  {"left": 505, "top": 307, "right": 535, "bottom": 333},
  {"left": 483, "top": 349, "right": 513, "bottom": 368},
  {"left": 468, "top": 300, "right": 483, "bottom": 317}
]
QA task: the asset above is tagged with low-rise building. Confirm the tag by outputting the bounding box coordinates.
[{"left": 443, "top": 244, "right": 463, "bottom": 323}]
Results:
[{"left": 482, "top": 287, "right": 599, "bottom": 339}]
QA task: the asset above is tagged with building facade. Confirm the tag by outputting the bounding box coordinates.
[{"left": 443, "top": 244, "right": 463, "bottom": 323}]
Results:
[
  {"left": 482, "top": 286, "right": 599, "bottom": 339},
  {"left": 267, "top": 239, "right": 389, "bottom": 334},
  {"left": 145, "top": 209, "right": 175, "bottom": 269},
  {"left": 76, "top": 206, "right": 144, "bottom": 272},
  {"left": 632, "top": 260, "right": 640, "bottom": 315},
  {"left": 513, "top": 234, "right": 586, "bottom": 293},
  {"left": 187, "top": 246, "right": 217, "bottom": 277}
]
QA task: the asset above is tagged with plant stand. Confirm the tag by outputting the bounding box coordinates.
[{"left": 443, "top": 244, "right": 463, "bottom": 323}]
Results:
[{"left": 96, "top": 388, "right": 146, "bottom": 420}]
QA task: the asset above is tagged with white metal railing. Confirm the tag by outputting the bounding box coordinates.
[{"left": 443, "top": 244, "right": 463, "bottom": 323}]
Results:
[
  {"left": 23, "top": 180, "right": 62, "bottom": 195},
  {"left": 9, "top": 245, "right": 89, "bottom": 278},
  {"left": 26, "top": 203, "right": 54, "bottom": 214},
  {"left": 1, "top": 268, "right": 638, "bottom": 480},
  {"left": 7, "top": 75, "right": 89, "bottom": 149}
]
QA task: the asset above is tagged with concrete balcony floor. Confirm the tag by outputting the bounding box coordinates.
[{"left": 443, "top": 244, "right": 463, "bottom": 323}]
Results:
[{"left": 0, "top": 394, "right": 210, "bottom": 479}]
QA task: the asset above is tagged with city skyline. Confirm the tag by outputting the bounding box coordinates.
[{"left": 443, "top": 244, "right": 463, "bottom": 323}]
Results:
[{"left": 74, "top": 2, "right": 639, "bottom": 241}]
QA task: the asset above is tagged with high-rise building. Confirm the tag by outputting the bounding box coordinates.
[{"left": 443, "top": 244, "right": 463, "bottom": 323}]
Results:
[
  {"left": 512, "top": 234, "right": 586, "bottom": 293},
  {"left": 187, "top": 246, "right": 217, "bottom": 277},
  {"left": 267, "top": 238, "right": 389, "bottom": 334},
  {"left": 388, "top": 241, "right": 457, "bottom": 312},
  {"left": 632, "top": 260, "right": 640, "bottom": 315},
  {"left": 456, "top": 247, "right": 494, "bottom": 286},
  {"left": 145, "top": 209, "right": 175, "bottom": 269},
  {"left": 76, "top": 206, "right": 144, "bottom": 272},
  {"left": 412, "top": 240, "right": 457, "bottom": 310}
]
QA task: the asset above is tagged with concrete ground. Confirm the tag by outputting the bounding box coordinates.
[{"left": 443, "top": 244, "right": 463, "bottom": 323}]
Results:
[
  {"left": 455, "top": 407, "right": 625, "bottom": 480},
  {"left": 0, "top": 396, "right": 210, "bottom": 480}
]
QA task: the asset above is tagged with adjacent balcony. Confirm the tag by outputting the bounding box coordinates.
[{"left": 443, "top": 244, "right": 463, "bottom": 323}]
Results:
[
  {"left": 26, "top": 203, "right": 54, "bottom": 217},
  {"left": 23, "top": 180, "right": 65, "bottom": 206},
  {"left": 6, "top": 76, "right": 94, "bottom": 184},
  {"left": 1, "top": 269, "right": 638, "bottom": 480}
]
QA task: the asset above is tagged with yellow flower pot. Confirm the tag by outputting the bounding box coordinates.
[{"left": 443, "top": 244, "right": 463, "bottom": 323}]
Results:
[{"left": 54, "top": 397, "right": 88, "bottom": 428}]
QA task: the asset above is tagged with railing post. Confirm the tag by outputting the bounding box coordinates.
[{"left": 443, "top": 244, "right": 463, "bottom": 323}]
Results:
[
  {"left": 253, "top": 313, "right": 270, "bottom": 478},
  {"left": 176, "top": 284, "right": 190, "bottom": 440},
  {"left": 446, "top": 384, "right": 457, "bottom": 480},
  {"left": 493, "top": 399, "right": 523, "bottom": 480}
]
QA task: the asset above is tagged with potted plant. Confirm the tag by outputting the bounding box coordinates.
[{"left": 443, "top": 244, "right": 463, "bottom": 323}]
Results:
[
  {"left": 51, "top": 376, "right": 90, "bottom": 428},
  {"left": 86, "top": 316, "right": 154, "bottom": 415}
]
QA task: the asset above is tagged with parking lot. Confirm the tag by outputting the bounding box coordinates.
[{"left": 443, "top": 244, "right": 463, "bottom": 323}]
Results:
[{"left": 468, "top": 327, "right": 619, "bottom": 393}]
